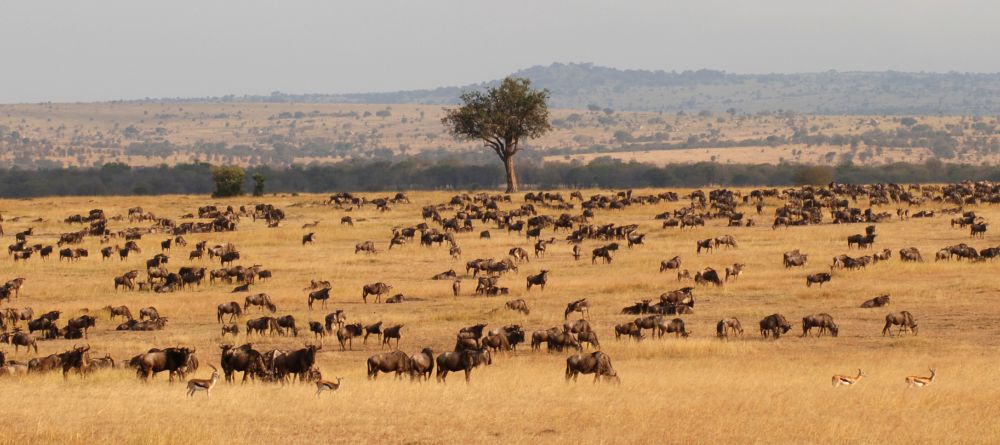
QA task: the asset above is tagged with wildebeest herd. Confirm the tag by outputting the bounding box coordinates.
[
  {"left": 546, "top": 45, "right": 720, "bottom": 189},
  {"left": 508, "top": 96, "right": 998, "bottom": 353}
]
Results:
[{"left": 2, "top": 182, "right": 998, "bottom": 391}]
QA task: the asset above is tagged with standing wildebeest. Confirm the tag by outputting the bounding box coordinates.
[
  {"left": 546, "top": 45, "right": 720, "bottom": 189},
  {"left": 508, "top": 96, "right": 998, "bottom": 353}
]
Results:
[
  {"left": 1, "top": 331, "right": 38, "bottom": 354},
  {"left": 66, "top": 316, "right": 97, "bottom": 338},
  {"left": 716, "top": 318, "right": 744, "bottom": 338},
  {"left": 246, "top": 317, "right": 278, "bottom": 337},
  {"left": 381, "top": 324, "right": 404, "bottom": 349},
  {"left": 409, "top": 348, "right": 435, "bottom": 381},
  {"left": 219, "top": 251, "right": 240, "bottom": 267},
  {"left": 336, "top": 323, "right": 364, "bottom": 350},
  {"left": 219, "top": 344, "right": 266, "bottom": 384},
  {"left": 363, "top": 321, "right": 384, "bottom": 345},
  {"left": 355, "top": 241, "right": 376, "bottom": 255},
  {"left": 366, "top": 350, "right": 411, "bottom": 379},
  {"left": 696, "top": 239, "right": 714, "bottom": 254},
  {"left": 276, "top": 315, "right": 299, "bottom": 336},
  {"left": 531, "top": 327, "right": 561, "bottom": 349},
  {"left": 806, "top": 273, "right": 832, "bottom": 287},
  {"left": 802, "top": 313, "right": 839, "bottom": 337},
  {"left": 564, "top": 298, "right": 589, "bottom": 319},
  {"left": 591, "top": 244, "right": 616, "bottom": 264},
  {"left": 505, "top": 299, "right": 530, "bottom": 315},
  {"left": 694, "top": 268, "right": 722, "bottom": 286},
  {"left": 325, "top": 310, "right": 347, "bottom": 333},
  {"left": 577, "top": 331, "right": 601, "bottom": 349},
  {"left": 217, "top": 302, "right": 242, "bottom": 323},
  {"left": 309, "top": 321, "right": 325, "bottom": 339},
  {"left": 244, "top": 293, "right": 277, "bottom": 313},
  {"left": 302, "top": 233, "right": 316, "bottom": 245},
  {"left": 452, "top": 279, "right": 461, "bottom": 297},
  {"left": 58, "top": 344, "right": 91, "bottom": 379},
  {"left": 659, "top": 256, "right": 681, "bottom": 272},
  {"left": 362, "top": 282, "right": 392, "bottom": 303},
  {"left": 566, "top": 351, "right": 619, "bottom": 383},
  {"left": 883, "top": 311, "right": 918, "bottom": 336},
  {"left": 614, "top": 322, "right": 643, "bottom": 341},
  {"left": 272, "top": 345, "right": 320, "bottom": 383},
  {"left": 899, "top": 247, "right": 923, "bottom": 262},
  {"left": 525, "top": 270, "right": 549, "bottom": 291},
  {"left": 971, "top": 222, "right": 988, "bottom": 238},
  {"left": 139, "top": 306, "right": 160, "bottom": 321},
  {"left": 848, "top": 233, "right": 876, "bottom": 249},
  {"left": 308, "top": 287, "right": 331, "bottom": 310},
  {"left": 136, "top": 347, "right": 195, "bottom": 382},
  {"left": 759, "top": 314, "right": 792, "bottom": 339},
  {"left": 661, "top": 318, "right": 690, "bottom": 337},
  {"left": 783, "top": 250, "right": 808, "bottom": 268},
  {"left": 725, "top": 263, "right": 745, "bottom": 281},
  {"left": 435, "top": 348, "right": 491, "bottom": 383},
  {"left": 105, "top": 305, "right": 133, "bottom": 321},
  {"left": 548, "top": 331, "right": 582, "bottom": 353},
  {"left": 861, "top": 294, "right": 891, "bottom": 308}
]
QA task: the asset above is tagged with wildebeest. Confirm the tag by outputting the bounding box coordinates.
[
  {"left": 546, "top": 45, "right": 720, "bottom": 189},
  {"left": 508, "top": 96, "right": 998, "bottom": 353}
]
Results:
[
  {"left": 355, "top": 241, "right": 377, "bottom": 255},
  {"left": 219, "top": 343, "right": 266, "bottom": 384},
  {"left": 861, "top": 294, "right": 891, "bottom": 308},
  {"left": 382, "top": 324, "right": 403, "bottom": 349},
  {"left": 307, "top": 287, "right": 331, "bottom": 310},
  {"left": 759, "top": 314, "right": 792, "bottom": 339},
  {"left": 847, "top": 233, "right": 876, "bottom": 249},
  {"left": 409, "top": 348, "right": 435, "bottom": 381},
  {"left": 431, "top": 269, "right": 457, "bottom": 280},
  {"left": 564, "top": 298, "right": 589, "bottom": 319},
  {"left": 302, "top": 233, "right": 316, "bottom": 245},
  {"left": 716, "top": 318, "right": 744, "bottom": 338},
  {"left": 246, "top": 317, "right": 279, "bottom": 337},
  {"left": 614, "top": 322, "right": 643, "bottom": 341},
  {"left": 659, "top": 256, "right": 681, "bottom": 272},
  {"left": 694, "top": 268, "right": 722, "bottom": 286},
  {"left": 336, "top": 323, "right": 364, "bottom": 350},
  {"left": 801, "top": 313, "right": 839, "bottom": 337},
  {"left": 577, "top": 331, "right": 601, "bottom": 349},
  {"left": 527, "top": 270, "right": 549, "bottom": 291},
  {"left": 271, "top": 345, "right": 321, "bottom": 383},
  {"left": 366, "top": 350, "right": 411, "bottom": 379},
  {"left": 725, "top": 263, "right": 745, "bottom": 281},
  {"left": 217, "top": 302, "right": 243, "bottom": 323},
  {"left": 548, "top": 331, "right": 582, "bottom": 353},
  {"left": 883, "top": 311, "right": 918, "bottom": 336},
  {"left": 58, "top": 344, "right": 91, "bottom": 379},
  {"left": 971, "top": 222, "right": 988, "bottom": 238},
  {"left": 139, "top": 306, "right": 160, "bottom": 321},
  {"left": 505, "top": 299, "right": 530, "bottom": 315},
  {"left": 309, "top": 321, "right": 325, "bottom": 339},
  {"left": 66, "top": 315, "right": 97, "bottom": 338},
  {"left": 696, "top": 239, "right": 714, "bottom": 254},
  {"left": 531, "top": 327, "right": 561, "bottom": 349},
  {"left": 1, "top": 331, "right": 38, "bottom": 354},
  {"left": 783, "top": 250, "right": 808, "bottom": 268},
  {"left": 362, "top": 282, "right": 392, "bottom": 303},
  {"left": 565, "top": 351, "right": 619, "bottom": 383},
  {"left": 136, "top": 347, "right": 195, "bottom": 382},
  {"left": 276, "top": 315, "right": 299, "bottom": 336},
  {"left": 435, "top": 348, "right": 491, "bottom": 383},
  {"left": 105, "top": 305, "right": 133, "bottom": 321},
  {"left": 806, "top": 273, "right": 832, "bottom": 287},
  {"left": 244, "top": 294, "right": 277, "bottom": 313},
  {"left": 661, "top": 318, "right": 690, "bottom": 337},
  {"left": 325, "top": 310, "right": 347, "bottom": 333},
  {"left": 591, "top": 243, "right": 618, "bottom": 264}
]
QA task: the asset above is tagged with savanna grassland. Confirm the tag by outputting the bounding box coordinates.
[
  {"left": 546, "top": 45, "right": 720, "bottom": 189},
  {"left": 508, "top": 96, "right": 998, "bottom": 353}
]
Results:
[{"left": 1, "top": 189, "right": 999, "bottom": 444}]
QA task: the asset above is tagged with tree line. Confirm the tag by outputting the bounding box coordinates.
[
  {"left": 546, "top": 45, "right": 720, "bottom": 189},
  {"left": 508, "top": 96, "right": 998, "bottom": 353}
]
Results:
[{"left": 0, "top": 158, "right": 997, "bottom": 198}]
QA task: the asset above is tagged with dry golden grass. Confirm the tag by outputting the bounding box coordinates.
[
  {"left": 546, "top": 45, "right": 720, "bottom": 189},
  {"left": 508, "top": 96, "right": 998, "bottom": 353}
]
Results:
[{"left": 0, "top": 190, "right": 999, "bottom": 444}]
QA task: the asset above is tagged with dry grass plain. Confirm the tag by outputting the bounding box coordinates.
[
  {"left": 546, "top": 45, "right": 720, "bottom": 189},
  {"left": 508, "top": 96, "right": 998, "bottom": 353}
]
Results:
[{"left": 1, "top": 190, "right": 999, "bottom": 444}]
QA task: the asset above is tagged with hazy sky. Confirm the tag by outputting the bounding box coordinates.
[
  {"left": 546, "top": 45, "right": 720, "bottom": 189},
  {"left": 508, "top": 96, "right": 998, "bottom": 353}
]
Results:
[{"left": 1, "top": 0, "right": 996, "bottom": 103}]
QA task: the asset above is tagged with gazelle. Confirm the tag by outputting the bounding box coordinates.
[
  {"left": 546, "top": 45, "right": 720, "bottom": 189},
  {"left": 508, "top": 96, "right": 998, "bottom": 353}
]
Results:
[
  {"left": 186, "top": 365, "right": 220, "bottom": 398},
  {"left": 905, "top": 368, "right": 936, "bottom": 388},
  {"left": 831, "top": 369, "right": 866, "bottom": 387},
  {"left": 315, "top": 377, "right": 343, "bottom": 397}
]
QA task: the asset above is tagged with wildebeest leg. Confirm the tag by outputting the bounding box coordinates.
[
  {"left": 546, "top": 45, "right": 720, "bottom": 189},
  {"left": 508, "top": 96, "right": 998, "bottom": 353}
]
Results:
[
  {"left": 464, "top": 368, "right": 471, "bottom": 383},
  {"left": 882, "top": 322, "right": 891, "bottom": 336}
]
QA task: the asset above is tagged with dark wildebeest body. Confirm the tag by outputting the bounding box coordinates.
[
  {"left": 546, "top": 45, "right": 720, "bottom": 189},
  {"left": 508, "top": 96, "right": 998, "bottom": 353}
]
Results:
[
  {"left": 435, "top": 348, "right": 491, "bottom": 383},
  {"left": 217, "top": 301, "right": 242, "bottom": 323},
  {"left": 382, "top": 324, "right": 403, "bottom": 349},
  {"left": 276, "top": 315, "right": 299, "bottom": 336},
  {"left": 366, "top": 350, "right": 411, "bottom": 379},
  {"left": 565, "top": 351, "right": 619, "bottom": 383},
  {"left": 806, "top": 273, "right": 832, "bottom": 287},
  {"left": 362, "top": 282, "right": 392, "bottom": 303},
  {"left": 66, "top": 316, "right": 97, "bottom": 338},
  {"left": 409, "top": 348, "right": 435, "bottom": 381},
  {"left": 861, "top": 294, "right": 891, "bottom": 308},
  {"left": 308, "top": 287, "right": 331, "bottom": 310},
  {"left": 219, "top": 344, "right": 266, "bottom": 384},
  {"left": 759, "top": 314, "right": 792, "bottom": 339},
  {"left": 802, "top": 313, "right": 839, "bottom": 337},
  {"left": 716, "top": 318, "right": 744, "bottom": 338},
  {"left": 337, "top": 323, "right": 364, "bottom": 350},
  {"left": 246, "top": 317, "right": 278, "bottom": 336},
  {"left": 136, "top": 347, "right": 195, "bottom": 382},
  {"left": 883, "top": 311, "right": 918, "bottom": 336},
  {"left": 272, "top": 345, "right": 320, "bottom": 383},
  {"left": 2, "top": 331, "right": 39, "bottom": 354},
  {"left": 244, "top": 293, "right": 276, "bottom": 313},
  {"left": 526, "top": 270, "right": 549, "bottom": 291}
]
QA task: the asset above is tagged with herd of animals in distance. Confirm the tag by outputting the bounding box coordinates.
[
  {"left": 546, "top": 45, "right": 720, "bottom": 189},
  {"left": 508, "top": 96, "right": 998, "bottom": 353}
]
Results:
[{"left": 5, "top": 181, "right": 999, "bottom": 395}]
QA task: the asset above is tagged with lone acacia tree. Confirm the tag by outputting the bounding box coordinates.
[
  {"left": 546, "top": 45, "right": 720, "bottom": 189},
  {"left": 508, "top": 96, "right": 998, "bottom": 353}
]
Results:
[{"left": 442, "top": 77, "right": 551, "bottom": 193}]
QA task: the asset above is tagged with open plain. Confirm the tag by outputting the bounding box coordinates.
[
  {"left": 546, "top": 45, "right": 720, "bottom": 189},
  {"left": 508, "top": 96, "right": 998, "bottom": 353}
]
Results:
[{"left": 1, "top": 188, "right": 999, "bottom": 444}]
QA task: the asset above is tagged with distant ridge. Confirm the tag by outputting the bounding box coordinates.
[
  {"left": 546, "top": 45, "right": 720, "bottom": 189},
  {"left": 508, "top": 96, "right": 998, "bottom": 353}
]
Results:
[{"left": 158, "top": 63, "right": 1000, "bottom": 115}]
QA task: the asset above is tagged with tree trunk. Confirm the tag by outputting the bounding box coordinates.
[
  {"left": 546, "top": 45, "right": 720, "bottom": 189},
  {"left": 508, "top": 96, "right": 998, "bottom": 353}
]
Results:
[{"left": 503, "top": 154, "right": 518, "bottom": 193}]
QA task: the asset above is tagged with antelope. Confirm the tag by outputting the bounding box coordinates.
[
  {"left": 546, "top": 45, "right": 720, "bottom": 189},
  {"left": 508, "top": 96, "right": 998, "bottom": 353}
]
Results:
[
  {"left": 831, "top": 369, "right": 866, "bottom": 387},
  {"left": 186, "top": 365, "right": 220, "bottom": 397},
  {"left": 315, "top": 377, "right": 343, "bottom": 397},
  {"left": 905, "top": 368, "right": 936, "bottom": 388}
]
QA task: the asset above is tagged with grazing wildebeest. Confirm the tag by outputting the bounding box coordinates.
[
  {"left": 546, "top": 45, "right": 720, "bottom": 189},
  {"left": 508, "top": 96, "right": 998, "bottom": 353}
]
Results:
[
  {"left": 614, "top": 322, "right": 643, "bottom": 341},
  {"left": 244, "top": 294, "right": 276, "bottom": 313},
  {"left": 221, "top": 324, "right": 239, "bottom": 336},
  {"left": 382, "top": 324, "right": 403, "bottom": 349},
  {"left": 565, "top": 351, "right": 619, "bottom": 383},
  {"left": 219, "top": 344, "right": 266, "bottom": 384},
  {"left": 105, "top": 305, "right": 133, "bottom": 321},
  {"left": 435, "top": 348, "right": 491, "bottom": 383},
  {"left": 783, "top": 250, "right": 808, "bottom": 268},
  {"left": 276, "top": 315, "right": 299, "bottom": 337},
  {"left": 759, "top": 314, "right": 792, "bottom": 339},
  {"left": 564, "top": 298, "right": 589, "bottom": 319},
  {"left": 525, "top": 270, "right": 549, "bottom": 292},
  {"left": 591, "top": 244, "right": 616, "bottom": 264},
  {"left": 336, "top": 323, "right": 364, "bottom": 351},
  {"left": 366, "top": 350, "right": 411, "bottom": 379},
  {"left": 659, "top": 256, "right": 681, "bottom": 272},
  {"left": 136, "top": 347, "right": 195, "bottom": 382},
  {"left": 725, "top": 263, "right": 745, "bottom": 281},
  {"left": 362, "top": 282, "right": 392, "bottom": 303},
  {"left": 355, "top": 241, "right": 376, "bottom": 255},
  {"left": 547, "top": 331, "right": 582, "bottom": 353},
  {"left": 302, "top": 233, "right": 316, "bottom": 245},
  {"left": 696, "top": 239, "right": 714, "bottom": 254},
  {"left": 219, "top": 251, "right": 240, "bottom": 267},
  {"left": 58, "top": 344, "right": 91, "bottom": 379},
  {"left": 531, "top": 327, "right": 561, "bottom": 349},
  {"left": 801, "top": 313, "right": 839, "bottom": 337},
  {"left": 694, "top": 268, "right": 722, "bottom": 286},
  {"left": 246, "top": 317, "right": 278, "bottom": 337},
  {"left": 1, "top": 331, "right": 38, "bottom": 354},
  {"left": 505, "top": 299, "right": 530, "bottom": 315},
  {"left": 577, "top": 331, "right": 601, "bottom": 349},
  {"left": 971, "top": 223, "right": 988, "bottom": 238},
  {"left": 325, "top": 310, "right": 347, "bottom": 333},
  {"left": 899, "top": 247, "right": 923, "bottom": 262},
  {"left": 848, "top": 233, "right": 876, "bottom": 249},
  {"left": 217, "top": 302, "right": 243, "bottom": 323},
  {"left": 409, "top": 348, "right": 435, "bottom": 381},
  {"left": 272, "top": 345, "right": 321, "bottom": 383},
  {"left": 66, "top": 316, "right": 97, "bottom": 338},
  {"left": 139, "top": 306, "right": 160, "bottom": 321},
  {"left": 660, "top": 318, "right": 690, "bottom": 338},
  {"left": 861, "top": 294, "right": 891, "bottom": 308},
  {"left": 806, "top": 273, "right": 832, "bottom": 287},
  {"left": 716, "top": 318, "right": 744, "bottom": 338},
  {"left": 509, "top": 247, "right": 529, "bottom": 263},
  {"left": 308, "top": 287, "right": 331, "bottom": 310},
  {"left": 883, "top": 311, "right": 918, "bottom": 336},
  {"left": 363, "top": 321, "right": 384, "bottom": 345}
]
